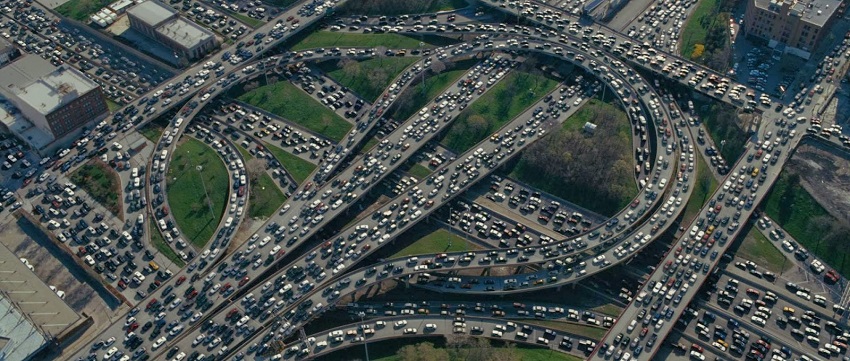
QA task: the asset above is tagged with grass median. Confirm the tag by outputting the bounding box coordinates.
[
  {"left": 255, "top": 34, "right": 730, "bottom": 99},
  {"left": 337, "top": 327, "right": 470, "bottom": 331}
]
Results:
[
  {"left": 238, "top": 81, "right": 351, "bottom": 141},
  {"left": 441, "top": 71, "right": 557, "bottom": 153},
  {"left": 263, "top": 142, "right": 316, "bottom": 185},
  {"left": 318, "top": 57, "right": 420, "bottom": 102},
  {"left": 166, "top": 138, "right": 229, "bottom": 248},
  {"left": 682, "top": 155, "right": 719, "bottom": 223},
  {"left": 521, "top": 319, "right": 606, "bottom": 340},
  {"left": 235, "top": 144, "right": 287, "bottom": 219},
  {"left": 70, "top": 161, "right": 123, "bottom": 219},
  {"left": 735, "top": 226, "right": 790, "bottom": 274},
  {"left": 391, "top": 228, "right": 478, "bottom": 258},
  {"left": 507, "top": 99, "right": 637, "bottom": 217},
  {"left": 149, "top": 220, "right": 185, "bottom": 268}
]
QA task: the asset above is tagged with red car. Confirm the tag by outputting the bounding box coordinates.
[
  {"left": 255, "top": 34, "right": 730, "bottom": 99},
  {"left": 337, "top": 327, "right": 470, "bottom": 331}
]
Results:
[
  {"left": 226, "top": 308, "right": 239, "bottom": 320},
  {"left": 186, "top": 290, "right": 198, "bottom": 300},
  {"left": 239, "top": 276, "right": 250, "bottom": 287},
  {"left": 176, "top": 275, "right": 186, "bottom": 285},
  {"left": 146, "top": 298, "right": 158, "bottom": 310},
  {"left": 127, "top": 322, "right": 139, "bottom": 333}
]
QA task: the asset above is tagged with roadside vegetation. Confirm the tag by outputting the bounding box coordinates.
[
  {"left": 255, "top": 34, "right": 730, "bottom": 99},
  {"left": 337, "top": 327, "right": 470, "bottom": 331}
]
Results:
[
  {"left": 318, "top": 57, "right": 420, "bottom": 102},
  {"left": 506, "top": 99, "right": 637, "bottom": 217},
  {"left": 70, "top": 161, "right": 123, "bottom": 219},
  {"left": 139, "top": 123, "right": 165, "bottom": 142},
  {"left": 679, "top": 0, "right": 733, "bottom": 71},
  {"left": 263, "top": 142, "right": 317, "bottom": 184},
  {"left": 149, "top": 220, "right": 185, "bottom": 268},
  {"left": 408, "top": 163, "right": 432, "bottom": 179},
  {"left": 682, "top": 155, "right": 719, "bottom": 222},
  {"left": 337, "top": 0, "right": 469, "bottom": 15},
  {"left": 764, "top": 172, "right": 850, "bottom": 276},
  {"left": 166, "top": 138, "right": 229, "bottom": 247},
  {"left": 694, "top": 99, "right": 750, "bottom": 162},
  {"left": 238, "top": 81, "right": 351, "bottom": 141},
  {"left": 442, "top": 71, "right": 558, "bottom": 153},
  {"left": 56, "top": 0, "right": 111, "bottom": 21}
]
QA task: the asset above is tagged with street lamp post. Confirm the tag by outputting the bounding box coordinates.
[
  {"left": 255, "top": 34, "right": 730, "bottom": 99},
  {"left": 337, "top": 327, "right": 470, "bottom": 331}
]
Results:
[
  {"left": 720, "top": 139, "right": 726, "bottom": 155},
  {"left": 359, "top": 312, "right": 370, "bottom": 361}
]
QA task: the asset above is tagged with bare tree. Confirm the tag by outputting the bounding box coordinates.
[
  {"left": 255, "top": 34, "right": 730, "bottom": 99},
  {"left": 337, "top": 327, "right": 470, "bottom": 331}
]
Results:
[
  {"left": 246, "top": 158, "right": 268, "bottom": 184},
  {"left": 430, "top": 59, "right": 447, "bottom": 74}
]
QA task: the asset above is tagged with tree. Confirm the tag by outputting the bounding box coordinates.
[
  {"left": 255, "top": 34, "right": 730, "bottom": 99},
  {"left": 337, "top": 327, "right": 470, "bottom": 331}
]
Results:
[
  {"left": 338, "top": 58, "right": 362, "bottom": 80},
  {"left": 467, "top": 114, "right": 489, "bottom": 134},
  {"left": 246, "top": 158, "right": 268, "bottom": 183},
  {"left": 430, "top": 59, "right": 447, "bottom": 74},
  {"left": 397, "top": 342, "right": 449, "bottom": 361}
]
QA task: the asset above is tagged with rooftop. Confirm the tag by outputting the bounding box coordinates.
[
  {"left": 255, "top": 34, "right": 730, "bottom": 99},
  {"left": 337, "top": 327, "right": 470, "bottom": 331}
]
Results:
[
  {"left": 0, "top": 105, "right": 54, "bottom": 150},
  {"left": 0, "top": 295, "right": 47, "bottom": 361},
  {"left": 0, "top": 55, "right": 100, "bottom": 116},
  {"left": 127, "top": 0, "right": 177, "bottom": 27},
  {"left": 0, "top": 241, "right": 82, "bottom": 335},
  {"left": 156, "top": 17, "right": 215, "bottom": 49},
  {"left": 756, "top": 0, "right": 843, "bottom": 26}
]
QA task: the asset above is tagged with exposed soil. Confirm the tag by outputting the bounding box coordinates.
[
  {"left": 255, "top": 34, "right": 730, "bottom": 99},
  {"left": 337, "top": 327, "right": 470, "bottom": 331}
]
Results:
[{"left": 786, "top": 142, "right": 850, "bottom": 224}]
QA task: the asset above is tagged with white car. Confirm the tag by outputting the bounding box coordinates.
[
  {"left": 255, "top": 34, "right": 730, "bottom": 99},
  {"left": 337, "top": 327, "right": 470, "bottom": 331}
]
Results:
[
  {"left": 152, "top": 337, "right": 167, "bottom": 350},
  {"left": 103, "top": 346, "right": 118, "bottom": 359}
]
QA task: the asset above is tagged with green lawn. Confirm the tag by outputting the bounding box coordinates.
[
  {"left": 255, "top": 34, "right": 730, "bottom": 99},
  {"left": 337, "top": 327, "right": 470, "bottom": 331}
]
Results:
[
  {"left": 507, "top": 99, "right": 638, "bottom": 216},
  {"left": 139, "top": 123, "right": 165, "bottom": 142},
  {"left": 360, "top": 137, "right": 379, "bottom": 155},
  {"left": 679, "top": 0, "right": 718, "bottom": 58},
  {"left": 235, "top": 144, "right": 287, "bottom": 218},
  {"left": 515, "top": 347, "right": 584, "bottom": 361},
  {"left": 521, "top": 320, "right": 606, "bottom": 340},
  {"left": 106, "top": 99, "right": 121, "bottom": 113},
  {"left": 319, "top": 57, "right": 420, "bottom": 102},
  {"left": 408, "top": 163, "right": 432, "bottom": 179},
  {"left": 736, "top": 226, "right": 791, "bottom": 274},
  {"left": 591, "top": 304, "right": 624, "bottom": 317},
  {"left": 238, "top": 81, "right": 352, "bottom": 141},
  {"left": 249, "top": 172, "right": 287, "bottom": 218},
  {"left": 442, "top": 71, "right": 558, "bottom": 153},
  {"left": 149, "top": 220, "right": 185, "bottom": 268},
  {"left": 230, "top": 12, "right": 264, "bottom": 28},
  {"left": 683, "top": 155, "right": 719, "bottom": 223},
  {"left": 372, "top": 341, "right": 583, "bottom": 361},
  {"left": 292, "top": 31, "right": 452, "bottom": 51},
  {"left": 763, "top": 172, "right": 848, "bottom": 275},
  {"left": 56, "top": 0, "right": 111, "bottom": 21},
  {"left": 263, "top": 142, "right": 317, "bottom": 184},
  {"left": 70, "top": 161, "right": 122, "bottom": 219},
  {"left": 392, "top": 229, "right": 478, "bottom": 258},
  {"left": 338, "top": 0, "right": 469, "bottom": 15},
  {"left": 166, "top": 138, "right": 229, "bottom": 247}
]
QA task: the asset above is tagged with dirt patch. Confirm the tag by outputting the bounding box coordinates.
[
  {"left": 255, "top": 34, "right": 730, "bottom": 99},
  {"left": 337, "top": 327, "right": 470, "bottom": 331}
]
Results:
[{"left": 787, "top": 142, "right": 850, "bottom": 224}]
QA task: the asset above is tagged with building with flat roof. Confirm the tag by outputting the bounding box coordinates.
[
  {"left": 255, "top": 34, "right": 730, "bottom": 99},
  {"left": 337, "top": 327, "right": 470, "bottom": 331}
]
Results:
[
  {"left": 127, "top": 0, "right": 217, "bottom": 61},
  {"left": 743, "top": 0, "right": 845, "bottom": 58},
  {"left": 0, "top": 55, "right": 108, "bottom": 150},
  {"left": 0, "top": 241, "right": 85, "bottom": 360}
]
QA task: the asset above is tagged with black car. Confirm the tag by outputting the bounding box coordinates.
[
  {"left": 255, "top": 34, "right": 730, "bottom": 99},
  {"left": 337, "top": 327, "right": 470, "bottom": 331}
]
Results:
[{"left": 141, "top": 321, "right": 153, "bottom": 333}]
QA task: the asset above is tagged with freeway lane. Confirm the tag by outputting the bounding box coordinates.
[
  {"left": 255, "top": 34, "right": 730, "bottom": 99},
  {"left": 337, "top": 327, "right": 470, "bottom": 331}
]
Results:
[
  {"left": 198, "top": 39, "right": 684, "bottom": 357},
  {"left": 280, "top": 315, "right": 591, "bottom": 359},
  {"left": 75, "top": 49, "right": 512, "bottom": 360}
]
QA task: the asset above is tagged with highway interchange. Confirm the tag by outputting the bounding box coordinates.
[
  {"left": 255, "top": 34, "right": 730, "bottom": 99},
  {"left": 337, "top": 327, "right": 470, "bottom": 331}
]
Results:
[{"left": 0, "top": 0, "right": 848, "bottom": 360}]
